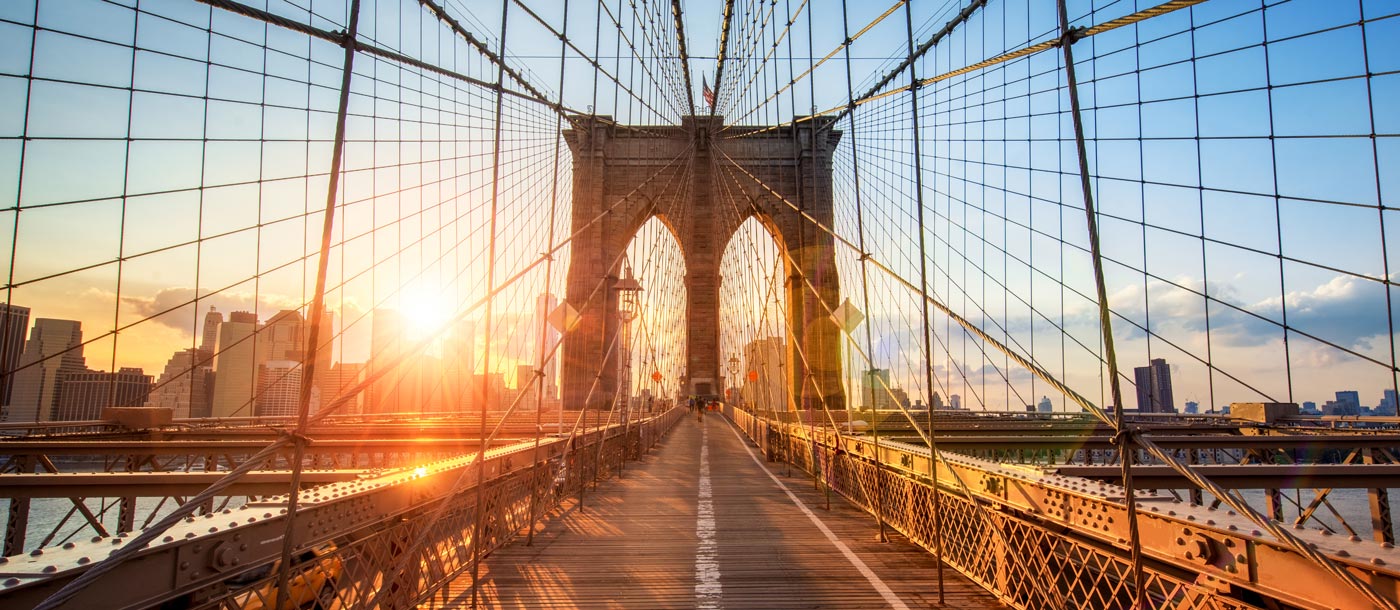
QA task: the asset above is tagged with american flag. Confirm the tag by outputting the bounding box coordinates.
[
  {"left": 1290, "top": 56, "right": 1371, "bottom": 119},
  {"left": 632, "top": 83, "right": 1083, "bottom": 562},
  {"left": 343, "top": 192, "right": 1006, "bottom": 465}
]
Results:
[{"left": 702, "top": 76, "right": 715, "bottom": 112}]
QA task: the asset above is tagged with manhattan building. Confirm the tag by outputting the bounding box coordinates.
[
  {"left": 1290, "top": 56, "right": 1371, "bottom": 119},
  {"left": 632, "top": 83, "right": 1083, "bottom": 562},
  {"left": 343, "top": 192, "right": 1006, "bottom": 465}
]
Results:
[
  {"left": 5, "top": 318, "right": 86, "bottom": 422},
  {"left": 0, "top": 303, "right": 30, "bottom": 407},
  {"left": 1134, "top": 358, "right": 1176, "bottom": 414}
]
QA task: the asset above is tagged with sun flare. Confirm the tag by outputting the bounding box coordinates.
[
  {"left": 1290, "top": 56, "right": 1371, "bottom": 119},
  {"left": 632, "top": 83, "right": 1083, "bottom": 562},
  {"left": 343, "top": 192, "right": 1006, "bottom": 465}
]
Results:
[{"left": 401, "top": 288, "right": 454, "bottom": 340}]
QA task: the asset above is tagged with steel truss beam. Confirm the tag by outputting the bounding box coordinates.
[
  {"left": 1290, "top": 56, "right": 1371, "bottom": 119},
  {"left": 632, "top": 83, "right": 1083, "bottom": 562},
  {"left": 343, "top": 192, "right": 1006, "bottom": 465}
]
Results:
[
  {"left": 731, "top": 407, "right": 1400, "bottom": 610},
  {"left": 0, "top": 409, "right": 683, "bottom": 609}
]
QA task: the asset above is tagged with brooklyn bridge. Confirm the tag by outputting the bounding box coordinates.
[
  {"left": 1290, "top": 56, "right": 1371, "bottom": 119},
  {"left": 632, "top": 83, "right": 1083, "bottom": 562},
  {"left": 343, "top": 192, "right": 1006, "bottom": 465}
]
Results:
[{"left": 0, "top": 0, "right": 1397, "bottom": 608}]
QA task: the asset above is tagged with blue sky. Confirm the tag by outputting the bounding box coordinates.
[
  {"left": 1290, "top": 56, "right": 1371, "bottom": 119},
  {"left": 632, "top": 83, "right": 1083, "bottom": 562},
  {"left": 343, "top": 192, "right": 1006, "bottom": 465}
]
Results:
[{"left": 0, "top": 0, "right": 1396, "bottom": 412}]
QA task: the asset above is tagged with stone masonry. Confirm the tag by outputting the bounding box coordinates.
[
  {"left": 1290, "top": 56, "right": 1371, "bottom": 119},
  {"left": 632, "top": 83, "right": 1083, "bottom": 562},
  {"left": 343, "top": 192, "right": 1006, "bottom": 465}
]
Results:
[{"left": 561, "top": 115, "right": 844, "bottom": 411}]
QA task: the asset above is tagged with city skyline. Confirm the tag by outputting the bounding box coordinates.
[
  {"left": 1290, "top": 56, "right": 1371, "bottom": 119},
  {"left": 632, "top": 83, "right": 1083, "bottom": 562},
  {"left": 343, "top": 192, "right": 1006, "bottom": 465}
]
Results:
[{"left": 0, "top": 1, "right": 1394, "bottom": 419}]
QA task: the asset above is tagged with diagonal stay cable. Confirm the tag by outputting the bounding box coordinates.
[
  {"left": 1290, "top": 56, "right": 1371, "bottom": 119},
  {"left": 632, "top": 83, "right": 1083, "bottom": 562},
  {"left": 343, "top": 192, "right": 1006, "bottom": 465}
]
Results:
[
  {"left": 725, "top": 0, "right": 906, "bottom": 127},
  {"left": 712, "top": 0, "right": 738, "bottom": 109},
  {"left": 367, "top": 149, "right": 696, "bottom": 608},
  {"left": 719, "top": 146, "right": 1400, "bottom": 610},
  {"left": 736, "top": 0, "right": 1203, "bottom": 139},
  {"left": 27, "top": 139, "right": 694, "bottom": 610},
  {"left": 511, "top": 0, "right": 674, "bottom": 121},
  {"left": 714, "top": 158, "right": 1066, "bottom": 607},
  {"left": 418, "top": 0, "right": 581, "bottom": 121},
  {"left": 669, "top": 0, "right": 697, "bottom": 115}
]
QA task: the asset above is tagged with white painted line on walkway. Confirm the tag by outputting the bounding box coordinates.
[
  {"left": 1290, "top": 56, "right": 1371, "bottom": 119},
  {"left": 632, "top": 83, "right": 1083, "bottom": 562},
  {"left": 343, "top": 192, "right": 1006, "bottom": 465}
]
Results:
[
  {"left": 724, "top": 418, "right": 911, "bottom": 610},
  {"left": 696, "top": 421, "right": 723, "bottom": 609}
]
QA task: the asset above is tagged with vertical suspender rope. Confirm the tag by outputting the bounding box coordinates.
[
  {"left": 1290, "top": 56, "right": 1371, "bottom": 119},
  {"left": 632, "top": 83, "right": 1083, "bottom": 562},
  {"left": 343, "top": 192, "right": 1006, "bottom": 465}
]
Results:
[
  {"left": 836, "top": 0, "right": 887, "bottom": 544},
  {"left": 1053, "top": 1, "right": 1146, "bottom": 607},
  {"left": 899, "top": 0, "right": 946, "bottom": 602},
  {"left": 526, "top": 0, "right": 572, "bottom": 547},
  {"left": 275, "top": 2, "right": 361, "bottom": 607},
  {"left": 470, "top": 0, "right": 511, "bottom": 606}
]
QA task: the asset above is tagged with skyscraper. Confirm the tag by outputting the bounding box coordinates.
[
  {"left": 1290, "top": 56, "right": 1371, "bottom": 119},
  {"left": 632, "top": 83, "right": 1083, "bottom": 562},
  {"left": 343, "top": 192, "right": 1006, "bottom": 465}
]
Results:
[
  {"left": 1037, "top": 396, "right": 1053, "bottom": 413},
  {"left": 255, "top": 360, "right": 317, "bottom": 417},
  {"left": 1134, "top": 358, "right": 1176, "bottom": 413},
  {"left": 862, "top": 368, "right": 894, "bottom": 411},
  {"left": 516, "top": 363, "right": 538, "bottom": 409},
  {"left": 210, "top": 311, "right": 259, "bottom": 418},
  {"left": 145, "top": 348, "right": 214, "bottom": 418},
  {"left": 1330, "top": 390, "right": 1362, "bottom": 416},
  {"left": 0, "top": 303, "right": 30, "bottom": 406},
  {"left": 365, "top": 308, "right": 434, "bottom": 414},
  {"left": 740, "top": 337, "right": 786, "bottom": 409},
  {"left": 53, "top": 367, "right": 151, "bottom": 421},
  {"left": 1378, "top": 390, "right": 1399, "bottom": 416},
  {"left": 6, "top": 318, "right": 86, "bottom": 422},
  {"left": 443, "top": 318, "right": 476, "bottom": 413},
  {"left": 536, "top": 293, "right": 559, "bottom": 400},
  {"left": 320, "top": 361, "right": 364, "bottom": 414},
  {"left": 199, "top": 306, "right": 223, "bottom": 352}
]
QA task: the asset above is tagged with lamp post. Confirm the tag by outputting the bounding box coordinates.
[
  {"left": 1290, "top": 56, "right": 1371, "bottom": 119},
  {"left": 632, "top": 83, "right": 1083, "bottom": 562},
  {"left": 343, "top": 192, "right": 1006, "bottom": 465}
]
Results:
[
  {"left": 615, "top": 263, "right": 643, "bottom": 422},
  {"left": 613, "top": 261, "right": 642, "bottom": 474},
  {"left": 726, "top": 355, "right": 740, "bottom": 404}
]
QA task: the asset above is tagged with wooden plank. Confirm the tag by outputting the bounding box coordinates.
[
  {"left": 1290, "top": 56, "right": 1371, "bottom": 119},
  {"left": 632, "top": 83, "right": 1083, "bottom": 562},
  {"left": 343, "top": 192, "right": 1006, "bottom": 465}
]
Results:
[{"left": 426, "top": 415, "right": 1006, "bottom": 609}]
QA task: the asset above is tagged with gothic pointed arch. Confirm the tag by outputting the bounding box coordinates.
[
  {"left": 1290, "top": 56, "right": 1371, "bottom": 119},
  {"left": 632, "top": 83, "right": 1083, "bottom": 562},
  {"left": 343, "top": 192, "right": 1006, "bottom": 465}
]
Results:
[{"left": 561, "top": 115, "right": 844, "bottom": 410}]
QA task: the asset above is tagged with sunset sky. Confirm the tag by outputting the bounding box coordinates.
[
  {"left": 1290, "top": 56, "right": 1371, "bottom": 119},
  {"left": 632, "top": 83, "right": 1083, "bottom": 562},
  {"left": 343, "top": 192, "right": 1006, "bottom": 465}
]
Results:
[{"left": 0, "top": 0, "right": 1396, "bottom": 411}]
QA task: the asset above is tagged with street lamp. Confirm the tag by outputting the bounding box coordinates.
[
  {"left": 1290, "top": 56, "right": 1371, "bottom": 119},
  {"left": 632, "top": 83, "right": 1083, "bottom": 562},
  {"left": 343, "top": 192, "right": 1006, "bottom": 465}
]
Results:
[
  {"left": 726, "top": 355, "right": 740, "bottom": 404},
  {"left": 615, "top": 261, "right": 642, "bottom": 420}
]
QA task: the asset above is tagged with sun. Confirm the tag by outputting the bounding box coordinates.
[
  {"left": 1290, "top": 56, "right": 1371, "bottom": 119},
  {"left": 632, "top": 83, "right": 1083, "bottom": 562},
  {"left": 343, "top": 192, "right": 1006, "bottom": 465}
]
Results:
[{"left": 400, "top": 287, "right": 453, "bottom": 340}]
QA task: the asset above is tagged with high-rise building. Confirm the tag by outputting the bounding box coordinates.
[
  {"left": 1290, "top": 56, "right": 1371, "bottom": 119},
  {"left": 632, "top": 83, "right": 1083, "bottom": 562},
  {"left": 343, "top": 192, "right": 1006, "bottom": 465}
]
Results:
[
  {"left": 1328, "top": 390, "right": 1362, "bottom": 416},
  {"left": 263, "top": 310, "right": 306, "bottom": 361},
  {"left": 367, "top": 309, "right": 405, "bottom": 414},
  {"left": 536, "top": 293, "right": 559, "bottom": 400},
  {"left": 255, "top": 360, "right": 318, "bottom": 417},
  {"left": 145, "top": 348, "right": 214, "bottom": 418},
  {"left": 262, "top": 309, "right": 333, "bottom": 404},
  {"left": 950, "top": 394, "right": 962, "bottom": 410},
  {"left": 1378, "top": 390, "right": 1399, "bottom": 416},
  {"left": 6, "top": 318, "right": 86, "bottom": 422},
  {"left": 320, "top": 361, "right": 364, "bottom": 414},
  {"left": 516, "top": 363, "right": 539, "bottom": 409},
  {"left": 862, "top": 368, "right": 894, "bottom": 411},
  {"left": 1133, "top": 358, "right": 1175, "bottom": 413},
  {"left": 1184, "top": 400, "right": 1200, "bottom": 414},
  {"left": 442, "top": 319, "right": 476, "bottom": 413},
  {"left": 470, "top": 372, "right": 506, "bottom": 411},
  {"left": 740, "top": 337, "right": 785, "bottom": 409},
  {"left": 199, "top": 306, "right": 223, "bottom": 352},
  {"left": 53, "top": 367, "right": 151, "bottom": 421},
  {"left": 1037, "top": 396, "right": 1053, "bottom": 413},
  {"left": 0, "top": 303, "right": 30, "bottom": 406},
  {"left": 210, "top": 311, "right": 259, "bottom": 418}
]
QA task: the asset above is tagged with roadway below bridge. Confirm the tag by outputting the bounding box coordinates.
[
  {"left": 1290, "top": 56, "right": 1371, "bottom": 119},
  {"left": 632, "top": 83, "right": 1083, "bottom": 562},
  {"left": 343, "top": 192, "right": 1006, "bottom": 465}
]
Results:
[{"left": 435, "top": 414, "right": 1004, "bottom": 609}]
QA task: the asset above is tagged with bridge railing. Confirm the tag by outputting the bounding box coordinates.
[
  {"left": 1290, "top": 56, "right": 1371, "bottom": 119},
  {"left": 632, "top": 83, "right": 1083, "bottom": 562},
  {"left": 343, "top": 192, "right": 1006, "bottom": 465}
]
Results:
[
  {"left": 0, "top": 406, "right": 684, "bottom": 609},
  {"left": 725, "top": 404, "right": 1400, "bottom": 610},
  {"left": 0, "top": 410, "right": 605, "bottom": 557}
]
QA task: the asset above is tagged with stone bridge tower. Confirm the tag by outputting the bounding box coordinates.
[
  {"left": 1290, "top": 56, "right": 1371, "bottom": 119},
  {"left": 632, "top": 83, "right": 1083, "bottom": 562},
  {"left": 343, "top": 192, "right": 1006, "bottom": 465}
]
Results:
[{"left": 561, "top": 115, "right": 844, "bottom": 411}]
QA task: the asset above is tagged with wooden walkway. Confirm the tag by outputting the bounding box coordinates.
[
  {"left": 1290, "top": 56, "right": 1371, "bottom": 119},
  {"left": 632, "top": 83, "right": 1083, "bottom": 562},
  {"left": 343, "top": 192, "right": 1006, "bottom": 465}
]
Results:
[{"left": 435, "top": 415, "right": 1006, "bottom": 609}]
